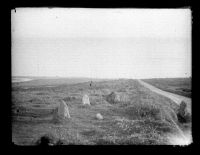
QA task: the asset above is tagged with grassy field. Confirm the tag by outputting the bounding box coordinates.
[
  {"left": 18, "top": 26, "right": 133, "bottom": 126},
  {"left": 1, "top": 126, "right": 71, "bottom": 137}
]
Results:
[
  {"left": 142, "top": 78, "right": 191, "bottom": 98},
  {"left": 12, "top": 78, "right": 191, "bottom": 145}
]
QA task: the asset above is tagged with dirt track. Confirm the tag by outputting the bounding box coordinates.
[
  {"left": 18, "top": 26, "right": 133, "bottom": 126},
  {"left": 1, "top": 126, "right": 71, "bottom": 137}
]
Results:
[{"left": 138, "top": 79, "right": 191, "bottom": 114}]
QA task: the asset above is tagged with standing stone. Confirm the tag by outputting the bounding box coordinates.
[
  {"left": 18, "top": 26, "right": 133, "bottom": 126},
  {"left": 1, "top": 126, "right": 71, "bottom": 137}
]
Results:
[
  {"left": 106, "top": 92, "right": 120, "bottom": 104},
  {"left": 177, "top": 101, "right": 191, "bottom": 123},
  {"left": 82, "top": 94, "right": 90, "bottom": 105},
  {"left": 57, "top": 100, "right": 70, "bottom": 119},
  {"left": 178, "top": 101, "right": 187, "bottom": 117}
]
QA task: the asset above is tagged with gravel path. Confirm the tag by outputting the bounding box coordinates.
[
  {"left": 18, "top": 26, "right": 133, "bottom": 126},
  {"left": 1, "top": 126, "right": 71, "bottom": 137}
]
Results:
[{"left": 137, "top": 79, "right": 191, "bottom": 114}]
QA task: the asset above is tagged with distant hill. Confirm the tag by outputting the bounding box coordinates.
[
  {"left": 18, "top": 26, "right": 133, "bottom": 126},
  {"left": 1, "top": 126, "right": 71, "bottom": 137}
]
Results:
[
  {"left": 142, "top": 78, "right": 191, "bottom": 98},
  {"left": 11, "top": 76, "right": 113, "bottom": 86}
]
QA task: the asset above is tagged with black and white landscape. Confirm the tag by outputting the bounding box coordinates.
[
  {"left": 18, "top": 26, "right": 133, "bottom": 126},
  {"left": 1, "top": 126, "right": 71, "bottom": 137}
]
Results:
[{"left": 11, "top": 8, "right": 192, "bottom": 145}]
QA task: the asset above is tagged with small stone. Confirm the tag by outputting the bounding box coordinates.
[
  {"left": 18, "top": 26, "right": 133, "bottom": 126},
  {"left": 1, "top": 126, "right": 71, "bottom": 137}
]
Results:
[{"left": 96, "top": 113, "right": 103, "bottom": 120}]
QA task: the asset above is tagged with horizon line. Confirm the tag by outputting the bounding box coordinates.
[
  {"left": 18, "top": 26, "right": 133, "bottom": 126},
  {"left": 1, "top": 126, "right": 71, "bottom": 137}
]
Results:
[{"left": 12, "top": 75, "right": 191, "bottom": 80}]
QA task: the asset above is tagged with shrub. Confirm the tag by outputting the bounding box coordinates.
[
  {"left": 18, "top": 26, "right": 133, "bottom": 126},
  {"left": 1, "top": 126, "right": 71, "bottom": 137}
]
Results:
[
  {"left": 124, "top": 101, "right": 178, "bottom": 125},
  {"left": 35, "top": 134, "right": 56, "bottom": 146},
  {"left": 177, "top": 113, "right": 191, "bottom": 123}
]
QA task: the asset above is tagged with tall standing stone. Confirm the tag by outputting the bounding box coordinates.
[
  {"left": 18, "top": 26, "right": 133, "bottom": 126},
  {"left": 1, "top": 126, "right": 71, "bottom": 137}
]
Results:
[
  {"left": 82, "top": 94, "right": 90, "bottom": 105},
  {"left": 56, "top": 100, "right": 70, "bottom": 119}
]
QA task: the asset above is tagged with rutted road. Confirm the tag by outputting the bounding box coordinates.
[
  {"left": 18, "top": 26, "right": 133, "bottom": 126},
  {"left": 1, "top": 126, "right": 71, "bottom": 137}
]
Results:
[{"left": 137, "top": 79, "right": 191, "bottom": 114}]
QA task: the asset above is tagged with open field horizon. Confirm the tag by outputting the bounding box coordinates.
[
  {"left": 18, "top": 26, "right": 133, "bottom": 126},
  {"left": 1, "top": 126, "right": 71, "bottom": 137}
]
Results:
[
  {"left": 12, "top": 76, "right": 191, "bottom": 98},
  {"left": 12, "top": 77, "right": 192, "bottom": 145},
  {"left": 12, "top": 76, "right": 191, "bottom": 82}
]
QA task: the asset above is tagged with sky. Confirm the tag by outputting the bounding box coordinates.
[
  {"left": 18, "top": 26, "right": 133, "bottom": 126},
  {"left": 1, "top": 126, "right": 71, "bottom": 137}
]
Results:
[{"left": 11, "top": 8, "right": 191, "bottom": 79}]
